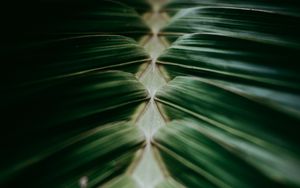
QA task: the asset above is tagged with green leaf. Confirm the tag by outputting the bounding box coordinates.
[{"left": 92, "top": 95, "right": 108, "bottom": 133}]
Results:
[
  {"left": 3, "top": 35, "right": 150, "bottom": 87},
  {"left": 164, "top": 0, "right": 300, "bottom": 17},
  {"left": 161, "top": 6, "right": 300, "bottom": 45},
  {"left": 3, "top": 0, "right": 300, "bottom": 187},
  {"left": 2, "top": 121, "right": 144, "bottom": 188},
  {"left": 154, "top": 76, "right": 300, "bottom": 187},
  {"left": 155, "top": 2, "right": 300, "bottom": 187},
  {"left": 158, "top": 33, "right": 300, "bottom": 91},
  {"left": 1, "top": 1, "right": 153, "bottom": 187},
  {"left": 157, "top": 32, "right": 300, "bottom": 119},
  {"left": 1, "top": 71, "right": 148, "bottom": 187},
  {"left": 154, "top": 120, "right": 281, "bottom": 188}
]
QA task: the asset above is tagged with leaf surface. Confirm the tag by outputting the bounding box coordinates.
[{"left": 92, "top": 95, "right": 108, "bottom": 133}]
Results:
[
  {"left": 154, "top": 76, "right": 300, "bottom": 187},
  {"left": 0, "top": 71, "right": 148, "bottom": 187}
]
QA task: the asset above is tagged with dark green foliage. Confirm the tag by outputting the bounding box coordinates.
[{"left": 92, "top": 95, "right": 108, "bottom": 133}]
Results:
[
  {"left": 2, "top": 0, "right": 300, "bottom": 187},
  {"left": 0, "top": 71, "right": 148, "bottom": 187},
  {"left": 155, "top": 77, "right": 300, "bottom": 187},
  {"left": 154, "top": 1, "right": 300, "bottom": 187},
  {"left": 0, "top": 1, "right": 150, "bottom": 187},
  {"left": 2, "top": 35, "right": 149, "bottom": 87}
]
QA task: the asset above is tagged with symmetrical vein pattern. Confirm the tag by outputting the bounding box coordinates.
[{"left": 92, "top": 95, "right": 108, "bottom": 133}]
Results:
[
  {"left": 155, "top": 77, "right": 300, "bottom": 187},
  {"left": 3, "top": 35, "right": 150, "bottom": 87},
  {"left": 1, "top": 71, "right": 148, "bottom": 187},
  {"left": 1, "top": 0, "right": 300, "bottom": 188},
  {"left": 153, "top": 0, "right": 300, "bottom": 187},
  {"left": 158, "top": 33, "right": 300, "bottom": 91},
  {"left": 1, "top": 1, "right": 151, "bottom": 187},
  {"left": 163, "top": 0, "right": 300, "bottom": 17}
]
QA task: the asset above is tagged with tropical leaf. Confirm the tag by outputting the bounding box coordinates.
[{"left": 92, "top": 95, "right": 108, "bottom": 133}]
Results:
[
  {"left": 0, "top": 0, "right": 156, "bottom": 187},
  {"left": 2, "top": 35, "right": 150, "bottom": 87},
  {"left": 154, "top": 119, "right": 289, "bottom": 188},
  {"left": 3, "top": 122, "right": 144, "bottom": 188},
  {"left": 2, "top": 0, "right": 300, "bottom": 187},
  {"left": 0, "top": 71, "right": 148, "bottom": 187},
  {"left": 163, "top": 0, "right": 300, "bottom": 17},
  {"left": 157, "top": 33, "right": 300, "bottom": 91},
  {"left": 161, "top": 6, "right": 300, "bottom": 45},
  {"left": 154, "top": 76, "right": 300, "bottom": 187},
  {"left": 153, "top": 1, "right": 300, "bottom": 188}
]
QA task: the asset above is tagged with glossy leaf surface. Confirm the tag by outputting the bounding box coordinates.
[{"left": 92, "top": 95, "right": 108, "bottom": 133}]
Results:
[
  {"left": 155, "top": 1, "right": 300, "bottom": 187},
  {"left": 1, "top": 1, "right": 152, "bottom": 187},
  {"left": 2, "top": 0, "right": 300, "bottom": 187},
  {"left": 161, "top": 6, "right": 300, "bottom": 45},
  {"left": 154, "top": 76, "right": 300, "bottom": 187},
  {"left": 158, "top": 33, "right": 300, "bottom": 91},
  {"left": 164, "top": 0, "right": 300, "bottom": 17}
]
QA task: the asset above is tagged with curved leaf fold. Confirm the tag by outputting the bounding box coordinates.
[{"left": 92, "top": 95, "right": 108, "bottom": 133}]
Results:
[
  {"left": 161, "top": 6, "right": 300, "bottom": 46},
  {"left": 3, "top": 0, "right": 300, "bottom": 187},
  {"left": 154, "top": 76, "right": 300, "bottom": 187},
  {"left": 164, "top": 0, "right": 300, "bottom": 17},
  {"left": 154, "top": 120, "right": 284, "bottom": 188},
  {"left": 158, "top": 33, "right": 300, "bottom": 91},
  {"left": 3, "top": 35, "right": 150, "bottom": 87},
  {"left": 0, "top": 71, "right": 148, "bottom": 187}
]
